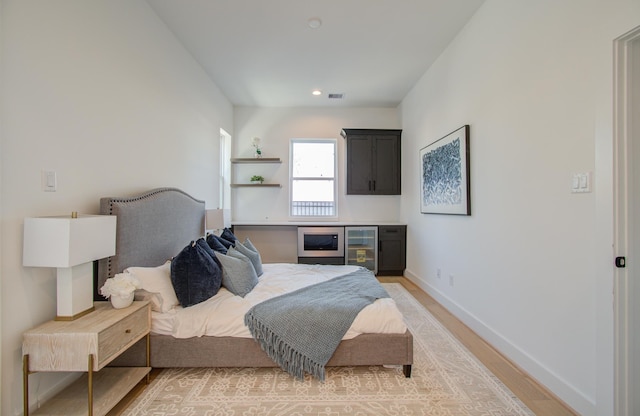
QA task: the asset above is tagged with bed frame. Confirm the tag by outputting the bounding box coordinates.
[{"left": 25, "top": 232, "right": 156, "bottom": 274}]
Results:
[{"left": 96, "top": 187, "right": 413, "bottom": 376}]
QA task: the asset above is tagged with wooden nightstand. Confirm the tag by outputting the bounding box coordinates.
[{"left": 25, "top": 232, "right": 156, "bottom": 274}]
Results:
[{"left": 22, "top": 301, "right": 151, "bottom": 416}]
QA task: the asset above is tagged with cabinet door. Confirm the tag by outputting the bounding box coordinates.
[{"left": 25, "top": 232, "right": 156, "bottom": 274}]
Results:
[
  {"left": 372, "top": 135, "right": 401, "bottom": 195},
  {"left": 346, "top": 136, "right": 373, "bottom": 194},
  {"left": 344, "top": 129, "right": 401, "bottom": 195},
  {"left": 378, "top": 225, "right": 406, "bottom": 275}
]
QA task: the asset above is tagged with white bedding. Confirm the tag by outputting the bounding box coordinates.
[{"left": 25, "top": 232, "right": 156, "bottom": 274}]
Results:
[{"left": 151, "top": 263, "right": 407, "bottom": 340}]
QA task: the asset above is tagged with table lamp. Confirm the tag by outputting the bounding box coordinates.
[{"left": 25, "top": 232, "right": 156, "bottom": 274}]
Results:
[
  {"left": 205, "top": 209, "right": 230, "bottom": 233},
  {"left": 23, "top": 213, "right": 117, "bottom": 320}
]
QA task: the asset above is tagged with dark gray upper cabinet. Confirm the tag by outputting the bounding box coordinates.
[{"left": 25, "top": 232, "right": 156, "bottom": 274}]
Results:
[{"left": 342, "top": 129, "right": 402, "bottom": 195}]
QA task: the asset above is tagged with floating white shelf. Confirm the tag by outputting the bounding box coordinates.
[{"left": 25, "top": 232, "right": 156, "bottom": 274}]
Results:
[
  {"left": 231, "top": 183, "right": 281, "bottom": 188},
  {"left": 231, "top": 158, "right": 281, "bottom": 164}
]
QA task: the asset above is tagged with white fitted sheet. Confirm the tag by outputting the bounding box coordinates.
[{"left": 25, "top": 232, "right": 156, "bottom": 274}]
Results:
[{"left": 151, "top": 263, "right": 407, "bottom": 340}]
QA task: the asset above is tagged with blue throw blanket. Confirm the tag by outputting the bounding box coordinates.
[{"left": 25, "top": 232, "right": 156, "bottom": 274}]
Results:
[{"left": 244, "top": 268, "right": 389, "bottom": 381}]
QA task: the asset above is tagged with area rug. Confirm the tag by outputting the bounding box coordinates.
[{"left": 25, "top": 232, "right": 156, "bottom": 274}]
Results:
[{"left": 123, "top": 283, "right": 533, "bottom": 415}]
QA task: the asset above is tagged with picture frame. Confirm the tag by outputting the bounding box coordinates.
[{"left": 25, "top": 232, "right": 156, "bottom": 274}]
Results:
[{"left": 420, "top": 125, "right": 470, "bottom": 215}]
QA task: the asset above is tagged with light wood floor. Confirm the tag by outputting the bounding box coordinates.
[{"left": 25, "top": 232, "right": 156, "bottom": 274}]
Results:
[
  {"left": 379, "top": 276, "right": 578, "bottom": 416},
  {"left": 109, "top": 276, "right": 577, "bottom": 416}
]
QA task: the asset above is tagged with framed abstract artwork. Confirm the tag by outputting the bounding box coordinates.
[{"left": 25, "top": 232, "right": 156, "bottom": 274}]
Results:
[{"left": 420, "top": 125, "right": 470, "bottom": 215}]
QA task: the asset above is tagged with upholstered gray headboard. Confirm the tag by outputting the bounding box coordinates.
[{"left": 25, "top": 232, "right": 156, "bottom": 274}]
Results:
[{"left": 96, "top": 188, "right": 205, "bottom": 298}]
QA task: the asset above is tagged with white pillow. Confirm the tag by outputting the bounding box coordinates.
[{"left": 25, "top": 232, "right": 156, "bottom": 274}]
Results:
[
  {"left": 134, "top": 289, "right": 164, "bottom": 313},
  {"left": 124, "top": 261, "right": 179, "bottom": 313}
]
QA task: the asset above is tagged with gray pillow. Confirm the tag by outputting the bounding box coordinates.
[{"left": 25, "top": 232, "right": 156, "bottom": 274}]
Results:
[
  {"left": 234, "top": 239, "right": 263, "bottom": 276},
  {"left": 215, "top": 250, "right": 259, "bottom": 297}
]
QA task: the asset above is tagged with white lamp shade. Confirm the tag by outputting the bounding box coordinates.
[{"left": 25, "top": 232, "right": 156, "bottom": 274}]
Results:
[
  {"left": 205, "top": 209, "right": 230, "bottom": 230},
  {"left": 23, "top": 215, "right": 117, "bottom": 267}
]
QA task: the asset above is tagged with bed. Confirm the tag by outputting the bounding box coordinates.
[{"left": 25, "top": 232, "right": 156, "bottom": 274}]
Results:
[{"left": 96, "top": 187, "right": 413, "bottom": 378}]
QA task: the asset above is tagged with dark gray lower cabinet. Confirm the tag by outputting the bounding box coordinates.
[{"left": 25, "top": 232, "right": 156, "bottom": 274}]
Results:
[{"left": 377, "top": 225, "right": 407, "bottom": 276}]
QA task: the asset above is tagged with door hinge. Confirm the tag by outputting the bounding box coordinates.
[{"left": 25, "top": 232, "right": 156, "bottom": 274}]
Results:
[{"left": 615, "top": 256, "right": 626, "bottom": 268}]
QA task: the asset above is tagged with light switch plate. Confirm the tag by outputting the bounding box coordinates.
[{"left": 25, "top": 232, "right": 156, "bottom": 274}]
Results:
[
  {"left": 571, "top": 172, "right": 592, "bottom": 193},
  {"left": 42, "top": 170, "right": 57, "bottom": 192}
]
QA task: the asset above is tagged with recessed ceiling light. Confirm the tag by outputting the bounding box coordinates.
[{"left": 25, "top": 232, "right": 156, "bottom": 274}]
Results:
[
  {"left": 308, "top": 17, "right": 322, "bottom": 29},
  {"left": 312, "top": 89, "right": 322, "bottom": 96}
]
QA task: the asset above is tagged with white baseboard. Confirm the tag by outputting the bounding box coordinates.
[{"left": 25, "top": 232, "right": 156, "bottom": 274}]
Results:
[{"left": 403, "top": 269, "right": 595, "bottom": 416}]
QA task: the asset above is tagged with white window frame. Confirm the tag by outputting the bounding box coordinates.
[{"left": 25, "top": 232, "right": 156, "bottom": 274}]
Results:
[
  {"left": 289, "top": 138, "right": 338, "bottom": 219},
  {"left": 219, "top": 129, "right": 231, "bottom": 210}
]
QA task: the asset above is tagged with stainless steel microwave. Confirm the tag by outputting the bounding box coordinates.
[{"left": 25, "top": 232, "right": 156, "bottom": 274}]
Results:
[{"left": 297, "top": 226, "right": 345, "bottom": 258}]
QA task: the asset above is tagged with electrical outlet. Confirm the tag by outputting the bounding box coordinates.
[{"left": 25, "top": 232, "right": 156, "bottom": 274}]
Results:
[
  {"left": 449, "top": 275, "right": 454, "bottom": 287},
  {"left": 436, "top": 268, "right": 441, "bottom": 279}
]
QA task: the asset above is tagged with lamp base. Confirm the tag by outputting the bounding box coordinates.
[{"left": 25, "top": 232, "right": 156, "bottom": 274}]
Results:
[
  {"left": 55, "top": 263, "right": 96, "bottom": 321},
  {"left": 55, "top": 306, "right": 95, "bottom": 321}
]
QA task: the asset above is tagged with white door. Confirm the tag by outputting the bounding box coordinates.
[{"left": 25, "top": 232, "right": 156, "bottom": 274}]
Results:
[{"left": 614, "top": 25, "right": 640, "bottom": 416}]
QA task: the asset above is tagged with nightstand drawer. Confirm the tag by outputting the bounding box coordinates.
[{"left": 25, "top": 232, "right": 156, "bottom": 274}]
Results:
[{"left": 97, "top": 305, "right": 149, "bottom": 368}]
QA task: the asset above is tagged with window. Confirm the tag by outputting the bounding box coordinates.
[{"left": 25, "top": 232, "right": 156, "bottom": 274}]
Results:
[{"left": 290, "top": 139, "right": 337, "bottom": 217}]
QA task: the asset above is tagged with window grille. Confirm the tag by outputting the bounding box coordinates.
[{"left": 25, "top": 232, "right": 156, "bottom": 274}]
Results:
[{"left": 290, "top": 139, "right": 337, "bottom": 218}]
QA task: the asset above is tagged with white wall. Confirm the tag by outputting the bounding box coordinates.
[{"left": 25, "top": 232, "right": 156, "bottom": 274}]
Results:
[
  {"left": 3, "top": 1, "right": 637, "bottom": 415},
  {"left": 233, "top": 107, "right": 401, "bottom": 223},
  {"left": 0, "top": 1, "right": 4, "bottom": 411},
  {"left": 0, "top": 1, "right": 233, "bottom": 415},
  {"left": 399, "top": 1, "right": 639, "bottom": 415}
]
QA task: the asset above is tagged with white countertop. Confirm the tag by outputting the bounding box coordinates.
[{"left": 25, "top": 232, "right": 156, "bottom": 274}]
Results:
[{"left": 232, "top": 221, "right": 406, "bottom": 226}]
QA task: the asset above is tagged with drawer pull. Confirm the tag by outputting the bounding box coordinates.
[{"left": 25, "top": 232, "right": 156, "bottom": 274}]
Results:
[{"left": 125, "top": 329, "right": 132, "bottom": 334}]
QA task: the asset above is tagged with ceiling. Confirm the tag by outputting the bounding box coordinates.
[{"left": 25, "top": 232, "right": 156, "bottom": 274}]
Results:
[{"left": 146, "top": 0, "right": 485, "bottom": 108}]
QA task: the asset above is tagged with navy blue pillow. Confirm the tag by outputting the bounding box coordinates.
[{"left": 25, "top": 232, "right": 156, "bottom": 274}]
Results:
[
  {"left": 171, "top": 239, "right": 222, "bottom": 307},
  {"left": 212, "top": 234, "right": 235, "bottom": 249},
  {"left": 197, "top": 237, "right": 222, "bottom": 269},
  {"left": 206, "top": 233, "right": 229, "bottom": 254},
  {"left": 221, "top": 227, "right": 237, "bottom": 243}
]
